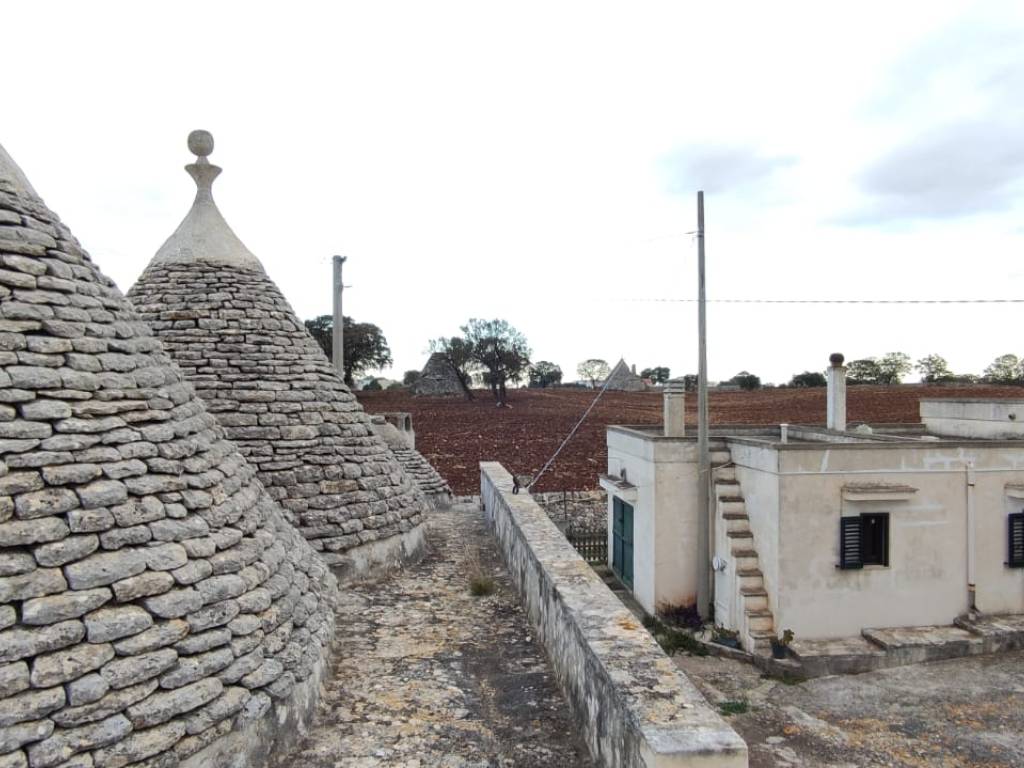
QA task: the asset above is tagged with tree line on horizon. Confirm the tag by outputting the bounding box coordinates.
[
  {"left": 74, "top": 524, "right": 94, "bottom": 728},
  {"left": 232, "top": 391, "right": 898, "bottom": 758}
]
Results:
[{"left": 302, "top": 314, "right": 1024, "bottom": 394}]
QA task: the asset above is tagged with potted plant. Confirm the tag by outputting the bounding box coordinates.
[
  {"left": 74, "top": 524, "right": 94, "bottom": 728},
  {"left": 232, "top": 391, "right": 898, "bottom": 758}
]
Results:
[
  {"left": 711, "top": 625, "right": 740, "bottom": 649},
  {"left": 771, "top": 629, "right": 794, "bottom": 659}
]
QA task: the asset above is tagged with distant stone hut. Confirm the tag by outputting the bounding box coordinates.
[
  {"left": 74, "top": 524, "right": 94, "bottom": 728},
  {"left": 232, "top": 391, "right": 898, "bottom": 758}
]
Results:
[
  {"left": 0, "top": 143, "right": 334, "bottom": 767},
  {"left": 127, "top": 131, "right": 428, "bottom": 576},
  {"left": 604, "top": 358, "right": 647, "bottom": 392},
  {"left": 412, "top": 353, "right": 465, "bottom": 396}
]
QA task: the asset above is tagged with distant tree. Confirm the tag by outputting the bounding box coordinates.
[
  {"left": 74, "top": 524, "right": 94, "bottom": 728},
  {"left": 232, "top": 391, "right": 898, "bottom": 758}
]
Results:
[
  {"left": 682, "top": 374, "right": 698, "bottom": 392},
  {"left": 877, "top": 352, "right": 912, "bottom": 384},
  {"left": 388, "top": 380, "right": 404, "bottom": 390},
  {"left": 529, "top": 361, "right": 563, "bottom": 388},
  {"left": 789, "top": 371, "right": 827, "bottom": 387},
  {"left": 428, "top": 336, "right": 477, "bottom": 400},
  {"left": 577, "top": 359, "right": 610, "bottom": 388},
  {"left": 916, "top": 354, "right": 953, "bottom": 383},
  {"left": 641, "top": 366, "right": 671, "bottom": 384},
  {"left": 728, "top": 371, "right": 761, "bottom": 390},
  {"left": 304, "top": 315, "right": 392, "bottom": 386},
  {"left": 847, "top": 358, "right": 883, "bottom": 384},
  {"left": 402, "top": 369, "right": 421, "bottom": 386},
  {"left": 362, "top": 378, "right": 382, "bottom": 391},
  {"left": 461, "top": 318, "right": 532, "bottom": 405},
  {"left": 984, "top": 354, "right": 1023, "bottom": 384}
]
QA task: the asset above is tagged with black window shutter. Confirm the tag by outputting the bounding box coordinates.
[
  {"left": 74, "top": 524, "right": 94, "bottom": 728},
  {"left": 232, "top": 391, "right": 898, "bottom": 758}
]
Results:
[
  {"left": 840, "top": 516, "right": 863, "bottom": 569},
  {"left": 1009, "top": 513, "right": 1024, "bottom": 568}
]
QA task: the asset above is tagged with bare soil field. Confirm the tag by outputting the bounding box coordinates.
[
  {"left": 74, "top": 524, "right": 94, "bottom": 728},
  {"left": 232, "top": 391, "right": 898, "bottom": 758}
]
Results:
[{"left": 358, "top": 385, "right": 1024, "bottom": 495}]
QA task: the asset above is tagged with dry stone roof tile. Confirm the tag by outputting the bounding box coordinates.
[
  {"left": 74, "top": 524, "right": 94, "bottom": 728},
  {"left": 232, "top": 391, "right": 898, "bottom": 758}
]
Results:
[{"left": 0, "top": 142, "right": 335, "bottom": 768}]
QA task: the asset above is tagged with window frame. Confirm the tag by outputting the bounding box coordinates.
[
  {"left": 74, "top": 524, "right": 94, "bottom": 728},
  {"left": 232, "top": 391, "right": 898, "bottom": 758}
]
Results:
[
  {"left": 838, "top": 512, "right": 890, "bottom": 569},
  {"left": 1008, "top": 512, "right": 1024, "bottom": 568}
]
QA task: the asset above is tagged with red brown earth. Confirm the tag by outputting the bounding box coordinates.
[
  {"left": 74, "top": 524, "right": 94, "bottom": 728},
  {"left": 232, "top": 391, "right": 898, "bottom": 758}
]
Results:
[{"left": 358, "top": 385, "right": 1024, "bottom": 495}]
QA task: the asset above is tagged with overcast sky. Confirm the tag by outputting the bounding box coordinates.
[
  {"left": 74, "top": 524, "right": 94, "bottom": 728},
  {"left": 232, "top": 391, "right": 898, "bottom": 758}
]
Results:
[{"left": 4, "top": 1, "right": 1023, "bottom": 384}]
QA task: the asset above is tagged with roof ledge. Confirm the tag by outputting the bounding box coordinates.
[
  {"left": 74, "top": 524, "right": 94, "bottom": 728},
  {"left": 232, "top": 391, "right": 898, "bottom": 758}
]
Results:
[{"left": 842, "top": 482, "right": 918, "bottom": 502}]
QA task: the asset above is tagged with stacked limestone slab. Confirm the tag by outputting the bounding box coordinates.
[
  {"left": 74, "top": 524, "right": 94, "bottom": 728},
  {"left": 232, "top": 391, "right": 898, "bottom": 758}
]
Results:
[
  {"left": 0, "top": 144, "right": 335, "bottom": 768},
  {"left": 127, "top": 132, "right": 427, "bottom": 576},
  {"left": 368, "top": 416, "right": 451, "bottom": 504},
  {"left": 412, "top": 353, "right": 465, "bottom": 396}
]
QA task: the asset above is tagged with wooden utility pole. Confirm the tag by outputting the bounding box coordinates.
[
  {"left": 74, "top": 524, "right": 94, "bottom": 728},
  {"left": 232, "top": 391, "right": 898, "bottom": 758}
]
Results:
[
  {"left": 696, "top": 191, "right": 711, "bottom": 619},
  {"left": 332, "top": 255, "right": 347, "bottom": 379}
]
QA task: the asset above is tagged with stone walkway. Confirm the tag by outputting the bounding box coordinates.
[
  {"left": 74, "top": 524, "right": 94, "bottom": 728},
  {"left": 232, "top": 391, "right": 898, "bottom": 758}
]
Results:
[
  {"left": 276, "top": 502, "right": 593, "bottom": 768},
  {"left": 676, "top": 648, "right": 1024, "bottom": 767}
]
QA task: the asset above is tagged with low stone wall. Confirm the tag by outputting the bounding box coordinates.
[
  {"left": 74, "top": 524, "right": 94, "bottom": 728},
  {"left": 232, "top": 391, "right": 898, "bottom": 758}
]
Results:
[
  {"left": 532, "top": 490, "right": 606, "bottom": 532},
  {"left": 480, "top": 462, "right": 747, "bottom": 768}
]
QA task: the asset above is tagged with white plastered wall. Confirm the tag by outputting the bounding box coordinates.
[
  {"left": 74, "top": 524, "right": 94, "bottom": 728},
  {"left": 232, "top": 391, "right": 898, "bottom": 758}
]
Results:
[{"left": 606, "top": 428, "right": 698, "bottom": 615}]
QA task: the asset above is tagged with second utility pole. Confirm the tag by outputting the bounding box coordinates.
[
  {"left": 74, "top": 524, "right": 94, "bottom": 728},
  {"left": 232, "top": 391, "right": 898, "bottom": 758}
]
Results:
[
  {"left": 696, "top": 191, "right": 711, "bottom": 619},
  {"left": 332, "top": 255, "right": 347, "bottom": 380}
]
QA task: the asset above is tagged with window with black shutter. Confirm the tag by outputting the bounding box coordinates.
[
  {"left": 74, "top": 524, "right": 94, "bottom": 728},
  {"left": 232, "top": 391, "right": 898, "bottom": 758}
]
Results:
[
  {"left": 839, "top": 513, "right": 890, "bottom": 569},
  {"left": 1008, "top": 512, "right": 1024, "bottom": 568},
  {"left": 839, "top": 516, "right": 863, "bottom": 569}
]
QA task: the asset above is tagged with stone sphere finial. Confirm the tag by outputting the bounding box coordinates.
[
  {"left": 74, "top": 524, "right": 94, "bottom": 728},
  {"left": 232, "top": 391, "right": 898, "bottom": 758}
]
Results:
[
  {"left": 188, "top": 130, "right": 214, "bottom": 158},
  {"left": 829, "top": 352, "right": 845, "bottom": 366}
]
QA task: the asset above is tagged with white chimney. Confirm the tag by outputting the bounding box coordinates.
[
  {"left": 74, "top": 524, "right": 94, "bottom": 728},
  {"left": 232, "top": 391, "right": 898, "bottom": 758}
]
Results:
[
  {"left": 826, "top": 353, "right": 847, "bottom": 431},
  {"left": 664, "top": 379, "right": 686, "bottom": 437}
]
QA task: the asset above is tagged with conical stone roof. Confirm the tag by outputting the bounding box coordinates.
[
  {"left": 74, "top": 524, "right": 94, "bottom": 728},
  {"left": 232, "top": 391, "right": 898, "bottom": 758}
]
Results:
[
  {"left": 0, "top": 143, "right": 335, "bottom": 767},
  {"left": 604, "top": 358, "right": 646, "bottom": 392},
  {"left": 412, "top": 352, "right": 465, "bottom": 396},
  {"left": 128, "top": 132, "right": 427, "bottom": 573}
]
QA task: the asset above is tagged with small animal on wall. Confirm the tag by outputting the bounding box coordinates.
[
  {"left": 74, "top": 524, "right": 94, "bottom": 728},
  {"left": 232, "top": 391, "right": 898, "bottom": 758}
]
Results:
[{"left": 512, "top": 474, "right": 534, "bottom": 494}]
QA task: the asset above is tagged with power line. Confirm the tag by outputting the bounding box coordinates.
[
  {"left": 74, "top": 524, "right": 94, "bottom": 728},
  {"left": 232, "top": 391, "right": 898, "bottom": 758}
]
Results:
[{"left": 610, "top": 297, "right": 1024, "bottom": 305}]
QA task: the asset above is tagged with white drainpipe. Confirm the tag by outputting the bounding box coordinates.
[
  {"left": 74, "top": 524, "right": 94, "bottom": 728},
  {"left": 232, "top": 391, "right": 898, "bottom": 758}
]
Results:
[{"left": 965, "top": 460, "right": 977, "bottom": 611}]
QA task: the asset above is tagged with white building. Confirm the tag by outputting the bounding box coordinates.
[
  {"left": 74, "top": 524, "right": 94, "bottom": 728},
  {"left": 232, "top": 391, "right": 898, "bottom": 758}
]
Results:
[{"left": 601, "top": 358, "right": 1024, "bottom": 653}]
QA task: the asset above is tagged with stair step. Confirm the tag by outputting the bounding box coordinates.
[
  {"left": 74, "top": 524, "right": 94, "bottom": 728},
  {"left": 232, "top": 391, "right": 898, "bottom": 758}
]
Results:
[
  {"left": 736, "top": 568, "right": 762, "bottom": 577},
  {"left": 710, "top": 451, "right": 731, "bottom": 464},
  {"left": 718, "top": 494, "right": 744, "bottom": 503},
  {"left": 731, "top": 547, "right": 757, "bottom": 558},
  {"left": 745, "top": 610, "right": 774, "bottom": 632},
  {"left": 714, "top": 466, "right": 736, "bottom": 482},
  {"left": 722, "top": 511, "right": 748, "bottom": 520},
  {"left": 726, "top": 530, "right": 753, "bottom": 539},
  {"left": 740, "top": 586, "right": 768, "bottom": 597}
]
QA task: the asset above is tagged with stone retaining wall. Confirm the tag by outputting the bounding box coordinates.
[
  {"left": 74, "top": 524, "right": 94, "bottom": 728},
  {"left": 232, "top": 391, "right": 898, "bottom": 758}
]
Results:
[
  {"left": 480, "top": 462, "right": 747, "bottom": 768},
  {"left": 532, "top": 490, "right": 606, "bottom": 531}
]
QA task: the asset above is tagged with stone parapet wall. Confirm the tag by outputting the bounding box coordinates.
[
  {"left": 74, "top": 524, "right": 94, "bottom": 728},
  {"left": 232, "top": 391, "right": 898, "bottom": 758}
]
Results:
[
  {"left": 532, "top": 490, "right": 606, "bottom": 531},
  {"left": 128, "top": 262, "right": 426, "bottom": 570},
  {"left": 0, "top": 157, "right": 335, "bottom": 768},
  {"left": 480, "top": 462, "right": 747, "bottom": 768}
]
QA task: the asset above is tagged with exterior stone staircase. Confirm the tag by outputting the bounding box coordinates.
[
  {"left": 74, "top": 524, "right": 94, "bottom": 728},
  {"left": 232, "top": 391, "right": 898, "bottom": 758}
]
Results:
[{"left": 711, "top": 440, "right": 777, "bottom": 655}]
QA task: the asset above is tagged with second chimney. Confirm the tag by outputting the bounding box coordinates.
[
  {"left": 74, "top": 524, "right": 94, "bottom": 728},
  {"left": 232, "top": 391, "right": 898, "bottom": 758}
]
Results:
[
  {"left": 827, "top": 352, "right": 847, "bottom": 431},
  {"left": 664, "top": 379, "right": 686, "bottom": 437}
]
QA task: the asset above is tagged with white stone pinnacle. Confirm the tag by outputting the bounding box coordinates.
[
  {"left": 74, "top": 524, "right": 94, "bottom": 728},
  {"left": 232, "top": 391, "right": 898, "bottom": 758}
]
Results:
[{"left": 151, "top": 130, "right": 263, "bottom": 268}]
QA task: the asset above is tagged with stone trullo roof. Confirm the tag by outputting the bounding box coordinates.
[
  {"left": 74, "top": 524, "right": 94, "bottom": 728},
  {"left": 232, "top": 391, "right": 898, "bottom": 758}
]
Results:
[
  {"left": 604, "top": 358, "right": 646, "bottom": 392},
  {"left": 0, "top": 142, "right": 334, "bottom": 767},
  {"left": 368, "top": 416, "right": 451, "bottom": 501},
  {"left": 127, "top": 132, "right": 428, "bottom": 571},
  {"left": 412, "top": 352, "right": 465, "bottom": 396}
]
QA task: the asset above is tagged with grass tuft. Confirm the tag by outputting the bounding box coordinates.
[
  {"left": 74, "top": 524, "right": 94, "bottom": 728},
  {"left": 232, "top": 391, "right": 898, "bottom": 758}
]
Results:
[{"left": 718, "top": 700, "right": 749, "bottom": 716}]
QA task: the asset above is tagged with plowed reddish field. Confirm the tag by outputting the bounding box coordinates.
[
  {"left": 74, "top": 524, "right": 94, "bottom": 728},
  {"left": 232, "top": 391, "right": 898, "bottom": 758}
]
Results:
[{"left": 357, "top": 385, "right": 1024, "bottom": 495}]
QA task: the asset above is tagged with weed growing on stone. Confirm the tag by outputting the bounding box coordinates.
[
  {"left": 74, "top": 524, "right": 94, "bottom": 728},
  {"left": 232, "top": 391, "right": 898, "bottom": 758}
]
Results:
[
  {"left": 465, "top": 545, "right": 497, "bottom": 597},
  {"left": 643, "top": 616, "right": 708, "bottom": 657},
  {"left": 718, "top": 700, "right": 749, "bottom": 716}
]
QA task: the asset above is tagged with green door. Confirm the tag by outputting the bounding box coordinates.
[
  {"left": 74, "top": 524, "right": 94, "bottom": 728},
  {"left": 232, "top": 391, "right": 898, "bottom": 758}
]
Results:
[{"left": 612, "top": 498, "right": 634, "bottom": 588}]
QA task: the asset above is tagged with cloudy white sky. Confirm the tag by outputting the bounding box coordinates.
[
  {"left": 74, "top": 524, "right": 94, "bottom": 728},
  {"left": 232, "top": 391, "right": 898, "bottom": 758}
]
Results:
[{"left": 4, "top": 1, "right": 1023, "bottom": 384}]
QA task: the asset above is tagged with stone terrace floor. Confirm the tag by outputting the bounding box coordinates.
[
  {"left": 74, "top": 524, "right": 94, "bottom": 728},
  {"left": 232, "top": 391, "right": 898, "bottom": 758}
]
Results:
[
  {"left": 275, "top": 501, "right": 593, "bottom": 768},
  {"left": 676, "top": 648, "right": 1024, "bottom": 767}
]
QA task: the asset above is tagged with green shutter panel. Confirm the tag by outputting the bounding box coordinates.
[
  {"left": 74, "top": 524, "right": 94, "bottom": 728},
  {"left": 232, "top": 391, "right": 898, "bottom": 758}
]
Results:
[
  {"left": 839, "top": 516, "right": 863, "bottom": 569},
  {"left": 1008, "top": 513, "right": 1024, "bottom": 568}
]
